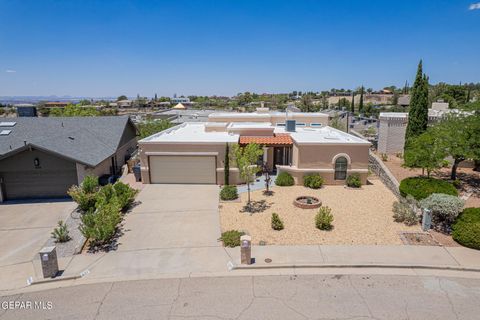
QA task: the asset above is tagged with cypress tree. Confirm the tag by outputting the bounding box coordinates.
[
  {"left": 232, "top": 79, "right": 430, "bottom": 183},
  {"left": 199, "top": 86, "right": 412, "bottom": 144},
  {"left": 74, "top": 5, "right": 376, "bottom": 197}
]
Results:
[
  {"left": 351, "top": 91, "right": 355, "bottom": 113},
  {"left": 404, "top": 60, "right": 429, "bottom": 151},
  {"left": 359, "top": 86, "right": 364, "bottom": 113},
  {"left": 224, "top": 143, "right": 230, "bottom": 185}
]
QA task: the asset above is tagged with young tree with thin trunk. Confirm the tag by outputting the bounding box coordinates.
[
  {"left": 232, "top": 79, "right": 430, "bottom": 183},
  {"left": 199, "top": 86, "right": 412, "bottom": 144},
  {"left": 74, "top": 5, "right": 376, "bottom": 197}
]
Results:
[
  {"left": 403, "top": 129, "right": 446, "bottom": 177},
  {"left": 231, "top": 143, "right": 263, "bottom": 211}
]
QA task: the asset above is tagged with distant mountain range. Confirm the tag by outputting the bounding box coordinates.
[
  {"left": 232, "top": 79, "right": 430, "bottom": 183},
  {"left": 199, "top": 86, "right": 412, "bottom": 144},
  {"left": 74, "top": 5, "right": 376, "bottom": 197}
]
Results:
[{"left": 0, "top": 96, "right": 117, "bottom": 105}]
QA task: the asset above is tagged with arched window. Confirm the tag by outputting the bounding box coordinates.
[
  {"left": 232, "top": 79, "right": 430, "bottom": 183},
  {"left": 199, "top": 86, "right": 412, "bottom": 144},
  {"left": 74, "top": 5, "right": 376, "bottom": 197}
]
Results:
[{"left": 334, "top": 157, "right": 348, "bottom": 180}]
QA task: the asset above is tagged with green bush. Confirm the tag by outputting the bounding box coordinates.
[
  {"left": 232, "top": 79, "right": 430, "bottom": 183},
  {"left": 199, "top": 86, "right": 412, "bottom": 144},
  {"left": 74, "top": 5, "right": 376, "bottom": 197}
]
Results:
[
  {"left": 220, "top": 185, "right": 238, "bottom": 201},
  {"left": 303, "top": 174, "right": 324, "bottom": 189},
  {"left": 315, "top": 206, "right": 334, "bottom": 230},
  {"left": 219, "top": 230, "right": 245, "bottom": 247},
  {"left": 68, "top": 175, "right": 100, "bottom": 212},
  {"left": 271, "top": 213, "right": 284, "bottom": 230},
  {"left": 420, "top": 193, "right": 464, "bottom": 231},
  {"left": 51, "top": 220, "right": 71, "bottom": 243},
  {"left": 346, "top": 173, "right": 362, "bottom": 188},
  {"left": 113, "top": 181, "right": 139, "bottom": 211},
  {"left": 80, "top": 199, "right": 122, "bottom": 245},
  {"left": 275, "top": 172, "right": 294, "bottom": 186},
  {"left": 399, "top": 177, "right": 458, "bottom": 201},
  {"left": 452, "top": 208, "right": 480, "bottom": 250}
]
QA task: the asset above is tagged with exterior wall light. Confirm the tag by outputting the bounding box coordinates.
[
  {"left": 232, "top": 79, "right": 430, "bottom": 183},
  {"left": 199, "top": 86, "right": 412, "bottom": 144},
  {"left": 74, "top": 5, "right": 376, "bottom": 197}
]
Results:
[{"left": 34, "top": 158, "right": 40, "bottom": 168}]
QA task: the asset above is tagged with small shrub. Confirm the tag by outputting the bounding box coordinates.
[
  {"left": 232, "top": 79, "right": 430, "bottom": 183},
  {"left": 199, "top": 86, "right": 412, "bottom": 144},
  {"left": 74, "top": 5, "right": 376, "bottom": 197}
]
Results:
[
  {"left": 315, "top": 206, "right": 334, "bottom": 230},
  {"left": 381, "top": 153, "right": 388, "bottom": 161},
  {"left": 395, "top": 152, "right": 403, "bottom": 159},
  {"left": 303, "top": 174, "right": 324, "bottom": 189},
  {"left": 392, "top": 198, "right": 419, "bottom": 226},
  {"left": 275, "top": 172, "right": 294, "bottom": 186},
  {"left": 113, "top": 181, "right": 138, "bottom": 210},
  {"left": 399, "top": 177, "right": 458, "bottom": 201},
  {"left": 220, "top": 185, "right": 238, "bottom": 201},
  {"left": 219, "top": 230, "right": 245, "bottom": 247},
  {"left": 452, "top": 179, "right": 462, "bottom": 188},
  {"left": 420, "top": 193, "right": 464, "bottom": 232},
  {"left": 452, "top": 208, "right": 480, "bottom": 250},
  {"left": 82, "top": 175, "right": 100, "bottom": 194},
  {"left": 346, "top": 173, "right": 362, "bottom": 188},
  {"left": 271, "top": 213, "right": 284, "bottom": 230},
  {"left": 51, "top": 220, "right": 71, "bottom": 243}
]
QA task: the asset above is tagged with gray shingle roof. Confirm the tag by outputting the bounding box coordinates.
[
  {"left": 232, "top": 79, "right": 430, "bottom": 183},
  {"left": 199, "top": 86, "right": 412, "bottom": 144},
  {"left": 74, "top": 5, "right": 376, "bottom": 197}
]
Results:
[{"left": 0, "top": 116, "right": 136, "bottom": 167}]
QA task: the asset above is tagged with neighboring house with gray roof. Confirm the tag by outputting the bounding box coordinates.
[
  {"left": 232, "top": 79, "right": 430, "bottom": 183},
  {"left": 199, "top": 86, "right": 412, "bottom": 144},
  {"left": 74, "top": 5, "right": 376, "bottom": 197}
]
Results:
[{"left": 0, "top": 116, "right": 137, "bottom": 202}]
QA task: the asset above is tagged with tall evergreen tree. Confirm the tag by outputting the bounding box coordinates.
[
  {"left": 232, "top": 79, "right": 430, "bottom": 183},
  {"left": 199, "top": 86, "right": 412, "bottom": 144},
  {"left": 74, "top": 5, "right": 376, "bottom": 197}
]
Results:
[
  {"left": 404, "top": 60, "right": 429, "bottom": 151},
  {"left": 359, "top": 86, "right": 364, "bottom": 113},
  {"left": 350, "top": 91, "right": 355, "bottom": 113}
]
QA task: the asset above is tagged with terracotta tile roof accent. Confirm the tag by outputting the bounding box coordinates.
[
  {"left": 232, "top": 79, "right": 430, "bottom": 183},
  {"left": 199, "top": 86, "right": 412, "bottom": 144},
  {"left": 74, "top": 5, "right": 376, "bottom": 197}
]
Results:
[{"left": 239, "top": 134, "right": 293, "bottom": 145}]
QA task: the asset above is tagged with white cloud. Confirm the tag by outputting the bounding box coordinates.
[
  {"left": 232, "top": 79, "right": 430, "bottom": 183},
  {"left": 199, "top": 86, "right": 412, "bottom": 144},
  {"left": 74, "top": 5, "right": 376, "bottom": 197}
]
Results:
[
  {"left": 469, "top": 3, "right": 480, "bottom": 10},
  {"left": 5, "top": 69, "right": 16, "bottom": 73}
]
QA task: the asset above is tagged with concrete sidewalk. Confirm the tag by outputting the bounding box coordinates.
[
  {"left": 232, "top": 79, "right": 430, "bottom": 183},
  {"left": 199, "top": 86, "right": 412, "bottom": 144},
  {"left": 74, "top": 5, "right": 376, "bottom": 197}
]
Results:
[{"left": 225, "top": 245, "right": 480, "bottom": 269}]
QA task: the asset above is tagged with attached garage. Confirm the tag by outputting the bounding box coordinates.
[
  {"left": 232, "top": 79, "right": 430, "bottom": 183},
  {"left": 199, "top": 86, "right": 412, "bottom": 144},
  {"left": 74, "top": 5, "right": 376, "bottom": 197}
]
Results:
[{"left": 149, "top": 155, "right": 216, "bottom": 184}]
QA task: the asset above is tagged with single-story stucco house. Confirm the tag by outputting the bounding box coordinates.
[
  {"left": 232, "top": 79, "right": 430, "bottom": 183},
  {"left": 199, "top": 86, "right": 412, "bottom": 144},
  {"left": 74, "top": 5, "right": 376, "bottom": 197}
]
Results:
[
  {"left": 138, "top": 109, "right": 371, "bottom": 185},
  {"left": 0, "top": 116, "right": 137, "bottom": 202}
]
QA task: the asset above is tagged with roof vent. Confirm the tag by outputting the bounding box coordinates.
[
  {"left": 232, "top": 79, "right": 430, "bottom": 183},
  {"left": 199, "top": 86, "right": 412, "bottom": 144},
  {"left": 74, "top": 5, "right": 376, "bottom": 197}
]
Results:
[{"left": 68, "top": 136, "right": 75, "bottom": 140}]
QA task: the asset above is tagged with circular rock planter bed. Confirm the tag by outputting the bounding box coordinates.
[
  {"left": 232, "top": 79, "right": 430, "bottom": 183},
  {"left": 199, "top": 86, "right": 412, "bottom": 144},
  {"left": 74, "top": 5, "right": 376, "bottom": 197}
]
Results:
[{"left": 293, "top": 196, "right": 322, "bottom": 209}]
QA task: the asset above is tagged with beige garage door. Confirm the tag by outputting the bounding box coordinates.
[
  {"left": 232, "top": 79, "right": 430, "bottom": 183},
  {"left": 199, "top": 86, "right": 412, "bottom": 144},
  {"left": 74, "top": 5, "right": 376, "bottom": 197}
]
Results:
[{"left": 149, "top": 156, "right": 216, "bottom": 184}]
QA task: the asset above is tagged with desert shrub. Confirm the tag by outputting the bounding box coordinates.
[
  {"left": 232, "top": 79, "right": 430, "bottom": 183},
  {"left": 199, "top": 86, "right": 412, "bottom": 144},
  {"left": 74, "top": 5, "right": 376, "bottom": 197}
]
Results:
[
  {"left": 271, "top": 213, "right": 284, "bottom": 230},
  {"left": 275, "top": 172, "right": 294, "bottom": 186},
  {"left": 303, "top": 174, "right": 324, "bottom": 189},
  {"left": 399, "top": 177, "right": 458, "bottom": 201},
  {"left": 220, "top": 185, "right": 238, "bottom": 201},
  {"left": 68, "top": 175, "right": 100, "bottom": 212},
  {"left": 420, "top": 193, "right": 464, "bottom": 232},
  {"left": 346, "top": 173, "right": 362, "bottom": 188},
  {"left": 79, "top": 199, "right": 122, "bottom": 245},
  {"left": 392, "top": 196, "right": 419, "bottom": 226},
  {"left": 452, "top": 208, "right": 480, "bottom": 250},
  {"left": 51, "top": 220, "right": 71, "bottom": 243},
  {"left": 219, "top": 230, "right": 245, "bottom": 247},
  {"left": 381, "top": 153, "right": 388, "bottom": 161},
  {"left": 315, "top": 206, "right": 334, "bottom": 230},
  {"left": 113, "top": 181, "right": 138, "bottom": 210}
]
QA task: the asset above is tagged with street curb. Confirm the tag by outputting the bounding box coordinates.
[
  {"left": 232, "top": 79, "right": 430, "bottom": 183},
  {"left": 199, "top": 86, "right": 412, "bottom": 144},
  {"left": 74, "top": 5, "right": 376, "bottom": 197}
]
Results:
[
  {"left": 29, "top": 275, "right": 81, "bottom": 286},
  {"left": 231, "top": 263, "right": 480, "bottom": 273}
]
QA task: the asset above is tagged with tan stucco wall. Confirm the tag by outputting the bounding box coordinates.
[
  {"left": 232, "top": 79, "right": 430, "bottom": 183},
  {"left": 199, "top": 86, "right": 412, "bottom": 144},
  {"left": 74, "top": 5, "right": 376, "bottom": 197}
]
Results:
[{"left": 277, "top": 142, "right": 369, "bottom": 185}]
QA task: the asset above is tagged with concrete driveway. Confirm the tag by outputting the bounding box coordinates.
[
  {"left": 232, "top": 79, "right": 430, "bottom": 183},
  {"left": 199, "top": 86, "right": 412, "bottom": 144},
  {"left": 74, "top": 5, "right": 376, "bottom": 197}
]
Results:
[
  {"left": 0, "top": 200, "right": 76, "bottom": 266},
  {"left": 117, "top": 184, "right": 222, "bottom": 251},
  {"left": 0, "top": 200, "right": 76, "bottom": 291}
]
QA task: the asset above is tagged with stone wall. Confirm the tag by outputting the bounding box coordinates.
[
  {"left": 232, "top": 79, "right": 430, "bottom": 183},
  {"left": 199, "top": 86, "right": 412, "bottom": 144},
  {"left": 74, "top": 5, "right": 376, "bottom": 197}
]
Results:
[
  {"left": 368, "top": 151, "right": 401, "bottom": 198},
  {"left": 350, "top": 129, "right": 400, "bottom": 198}
]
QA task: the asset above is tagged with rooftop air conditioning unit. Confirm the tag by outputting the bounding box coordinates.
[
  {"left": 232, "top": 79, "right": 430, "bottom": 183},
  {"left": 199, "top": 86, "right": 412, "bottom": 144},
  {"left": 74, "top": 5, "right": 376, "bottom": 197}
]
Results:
[{"left": 285, "top": 120, "right": 296, "bottom": 132}]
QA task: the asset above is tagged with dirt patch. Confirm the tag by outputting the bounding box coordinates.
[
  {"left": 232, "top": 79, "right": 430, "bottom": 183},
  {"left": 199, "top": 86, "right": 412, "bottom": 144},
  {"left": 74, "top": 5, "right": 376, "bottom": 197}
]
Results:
[
  {"left": 219, "top": 180, "right": 420, "bottom": 245},
  {"left": 400, "top": 232, "right": 440, "bottom": 246}
]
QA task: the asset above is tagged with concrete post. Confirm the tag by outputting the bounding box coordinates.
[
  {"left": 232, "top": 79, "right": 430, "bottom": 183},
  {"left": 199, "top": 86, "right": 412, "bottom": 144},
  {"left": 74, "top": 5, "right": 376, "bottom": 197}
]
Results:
[
  {"left": 422, "top": 209, "right": 432, "bottom": 231},
  {"left": 240, "top": 235, "right": 252, "bottom": 265},
  {"left": 39, "top": 246, "right": 59, "bottom": 278}
]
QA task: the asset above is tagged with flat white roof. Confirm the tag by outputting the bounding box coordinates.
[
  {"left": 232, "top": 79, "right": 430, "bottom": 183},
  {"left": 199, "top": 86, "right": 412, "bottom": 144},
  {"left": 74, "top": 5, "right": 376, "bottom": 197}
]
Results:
[
  {"left": 275, "top": 126, "right": 370, "bottom": 145},
  {"left": 140, "top": 122, "right": 369, "bottom": 145},
  {"left": 139, "top": 122, "right": 239, "bottom": 144}
]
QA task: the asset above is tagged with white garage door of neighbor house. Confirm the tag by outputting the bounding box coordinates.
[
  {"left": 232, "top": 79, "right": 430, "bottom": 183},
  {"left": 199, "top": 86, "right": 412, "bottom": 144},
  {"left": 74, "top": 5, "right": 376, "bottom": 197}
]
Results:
[{"left": 149, "top": 155, "right": 216, "bottom": 184}]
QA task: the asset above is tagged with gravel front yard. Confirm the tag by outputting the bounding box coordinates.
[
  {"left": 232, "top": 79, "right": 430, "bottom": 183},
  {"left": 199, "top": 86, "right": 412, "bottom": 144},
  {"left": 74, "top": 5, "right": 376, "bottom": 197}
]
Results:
[{"left": 219, "top": 179, "right": 420, "bottom": 245}]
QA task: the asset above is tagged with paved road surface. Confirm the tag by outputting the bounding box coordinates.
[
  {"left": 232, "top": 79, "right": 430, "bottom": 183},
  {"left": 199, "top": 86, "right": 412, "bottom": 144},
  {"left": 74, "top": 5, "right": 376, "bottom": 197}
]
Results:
[{"left": 1, "top": 274, "right": 479, "bottom": 319}]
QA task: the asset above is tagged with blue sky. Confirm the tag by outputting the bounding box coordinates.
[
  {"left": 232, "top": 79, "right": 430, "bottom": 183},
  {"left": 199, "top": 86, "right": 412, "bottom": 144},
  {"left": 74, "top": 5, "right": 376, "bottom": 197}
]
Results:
[{"left": 0, "top": 0, "right": 479, "bottom": 97}]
